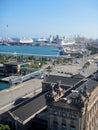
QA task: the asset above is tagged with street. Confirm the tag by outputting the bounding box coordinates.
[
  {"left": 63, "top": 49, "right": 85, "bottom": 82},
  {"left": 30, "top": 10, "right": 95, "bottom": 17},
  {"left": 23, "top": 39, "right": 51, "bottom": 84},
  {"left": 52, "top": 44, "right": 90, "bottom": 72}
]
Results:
[{"left": 0, "top": 78, "right": 42, "bottom": 114}]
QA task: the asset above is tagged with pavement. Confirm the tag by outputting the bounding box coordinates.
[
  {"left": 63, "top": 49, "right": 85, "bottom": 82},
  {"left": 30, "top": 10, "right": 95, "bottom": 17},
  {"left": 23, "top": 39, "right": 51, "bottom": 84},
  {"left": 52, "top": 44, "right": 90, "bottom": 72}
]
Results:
[
  {"left": 0, "top": 78, "right": 42, "bottom": 114},
  {"left": 50, "top": 62, "right": 98, "bottom": 77},
  {"left": 43, "top": 54, "right": 98, "bottom": 77}
]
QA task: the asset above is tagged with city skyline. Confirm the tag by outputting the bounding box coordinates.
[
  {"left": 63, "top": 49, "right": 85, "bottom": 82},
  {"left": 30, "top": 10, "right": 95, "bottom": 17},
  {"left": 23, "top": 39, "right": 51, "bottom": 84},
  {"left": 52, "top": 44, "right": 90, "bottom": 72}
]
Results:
[{"left": 0, "top": 0, "right": 98, "bottom": 38}]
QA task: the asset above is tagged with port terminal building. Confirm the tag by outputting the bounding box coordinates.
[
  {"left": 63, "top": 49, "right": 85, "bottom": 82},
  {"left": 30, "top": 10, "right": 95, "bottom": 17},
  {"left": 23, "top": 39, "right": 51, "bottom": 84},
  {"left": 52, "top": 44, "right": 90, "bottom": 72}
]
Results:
[{"left": 3, "top": 62, "right": 31, "bottom": 73}]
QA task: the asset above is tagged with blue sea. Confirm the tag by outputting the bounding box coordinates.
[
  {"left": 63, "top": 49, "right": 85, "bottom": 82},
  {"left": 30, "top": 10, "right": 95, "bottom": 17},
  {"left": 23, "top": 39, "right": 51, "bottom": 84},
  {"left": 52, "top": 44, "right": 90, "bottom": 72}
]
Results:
[
  {"left": 0, "top": 45, "right": 59, "bottom": 55},
  {"left": 0, "top": 82, "right": 10, "bottom": 90},
  {"left": 0, "top": 76, "right": 10, "bottom": 90},
  {"left": 0, "top": 45, "right": 59, "bottom": 90}
]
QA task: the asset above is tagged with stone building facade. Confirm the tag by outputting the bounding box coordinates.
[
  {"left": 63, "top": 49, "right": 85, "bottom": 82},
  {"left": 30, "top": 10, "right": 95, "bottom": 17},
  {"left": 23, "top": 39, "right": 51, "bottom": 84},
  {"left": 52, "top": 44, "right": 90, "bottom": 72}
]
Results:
[{"left": 45, "top": 79, "right": 98, "bottom": 130}]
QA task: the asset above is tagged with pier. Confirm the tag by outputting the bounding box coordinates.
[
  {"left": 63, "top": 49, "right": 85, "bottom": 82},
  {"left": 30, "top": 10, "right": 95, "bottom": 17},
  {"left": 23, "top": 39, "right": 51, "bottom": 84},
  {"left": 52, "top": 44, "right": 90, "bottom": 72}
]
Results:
[
  {"left": 0, "top": 76, "right": 18, "bottom": 82},
  {"left": 0, "top": 69, "right": 43, "bottom": 85}
]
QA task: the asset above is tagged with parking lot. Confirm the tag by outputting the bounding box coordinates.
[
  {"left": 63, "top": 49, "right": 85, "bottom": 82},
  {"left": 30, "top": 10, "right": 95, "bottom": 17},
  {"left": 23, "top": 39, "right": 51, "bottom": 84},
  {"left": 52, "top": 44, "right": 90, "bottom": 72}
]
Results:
[{"left": 42, "top": 54, "right": 98, "bottom": 77}]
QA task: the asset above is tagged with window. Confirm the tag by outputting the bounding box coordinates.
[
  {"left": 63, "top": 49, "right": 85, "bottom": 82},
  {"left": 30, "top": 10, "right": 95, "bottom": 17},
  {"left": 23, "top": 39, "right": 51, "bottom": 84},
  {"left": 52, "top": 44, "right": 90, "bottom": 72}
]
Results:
[
  {"left": 70, "top": 125, "right": 75, "bottom": 130},
  {"left": 53, "top": 111, "right": 58, "bottom": 116},
  {"left": 52, "top": 121, "right": 58, "bottom": 130},
  {"left": 61, "top": 123, "right": 67, "bottom": 130}
]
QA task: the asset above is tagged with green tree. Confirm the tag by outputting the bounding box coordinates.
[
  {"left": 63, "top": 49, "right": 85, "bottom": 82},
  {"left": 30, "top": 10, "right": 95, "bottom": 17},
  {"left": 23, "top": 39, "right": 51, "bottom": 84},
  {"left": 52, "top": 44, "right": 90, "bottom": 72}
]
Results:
[
  {"left": 0, "top": 124, "right": 10, "bottom": 130},
  {"left": 47, "top": 65, "right": 52, "bottom": 75},
  {"left": 83, "top": 62, "right": 90, "bottom": 70}
]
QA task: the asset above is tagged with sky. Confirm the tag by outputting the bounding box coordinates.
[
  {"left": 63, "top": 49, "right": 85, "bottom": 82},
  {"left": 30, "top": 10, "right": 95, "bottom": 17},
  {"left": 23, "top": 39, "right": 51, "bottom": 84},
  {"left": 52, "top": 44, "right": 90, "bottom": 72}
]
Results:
[{"left": 0, "top": 0, "right": 98, "bottom": 38}]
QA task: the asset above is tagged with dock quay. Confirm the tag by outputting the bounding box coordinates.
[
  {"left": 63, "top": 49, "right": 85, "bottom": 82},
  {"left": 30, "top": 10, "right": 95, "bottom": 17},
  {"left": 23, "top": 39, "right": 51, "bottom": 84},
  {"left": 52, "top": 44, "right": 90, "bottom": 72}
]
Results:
[
  {"left": 0, "top": 70, "right": 42, "bottom": 85},
  {"left": 0, "top": 76, "right": 18, "bottom": 82}
]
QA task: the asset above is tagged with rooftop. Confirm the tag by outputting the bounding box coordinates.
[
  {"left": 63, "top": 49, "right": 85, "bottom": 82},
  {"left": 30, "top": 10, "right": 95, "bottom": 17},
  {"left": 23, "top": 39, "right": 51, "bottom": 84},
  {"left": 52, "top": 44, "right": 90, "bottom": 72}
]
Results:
[
  {"left": 4, "top": 62, "right": 30, "bottom": 66},
  {"left": 43, "top": 73, "right": 84, "bottom": 87},
  {"left": 9, "top": 92, "right": 47, "bottom": 124},
  {"left": 60, "top": 79, "right": 98, "bottom": 109}
]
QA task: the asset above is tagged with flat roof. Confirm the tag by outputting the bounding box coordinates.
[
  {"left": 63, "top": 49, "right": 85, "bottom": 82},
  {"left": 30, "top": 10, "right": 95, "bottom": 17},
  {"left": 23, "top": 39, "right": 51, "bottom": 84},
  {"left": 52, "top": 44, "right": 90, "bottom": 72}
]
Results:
[{"left": 4, "top": 62, "right": 30, "bottom": 66}]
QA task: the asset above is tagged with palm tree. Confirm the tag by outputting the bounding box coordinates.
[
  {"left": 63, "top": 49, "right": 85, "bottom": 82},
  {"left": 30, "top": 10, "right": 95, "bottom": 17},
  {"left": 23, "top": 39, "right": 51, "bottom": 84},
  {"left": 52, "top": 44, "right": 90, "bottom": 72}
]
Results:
[
  {"left": 83, "top": 62, "right": 90, "bottom": 70},
  {"left": 47, "top": 65, "right": 52, "bottom": 75}
]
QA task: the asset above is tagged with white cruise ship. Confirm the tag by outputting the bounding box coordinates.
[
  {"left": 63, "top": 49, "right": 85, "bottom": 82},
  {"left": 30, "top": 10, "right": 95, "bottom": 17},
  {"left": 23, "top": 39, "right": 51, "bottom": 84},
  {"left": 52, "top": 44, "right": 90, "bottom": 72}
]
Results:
[
  {"left": 59, "top": 40, "right": 75, "bottom": 46},
  {"left": 20, "top": 38, "right": 33, "bottom": 43},
  {"left": 37, "top": 38, "right": 48, "bottom": 42}
]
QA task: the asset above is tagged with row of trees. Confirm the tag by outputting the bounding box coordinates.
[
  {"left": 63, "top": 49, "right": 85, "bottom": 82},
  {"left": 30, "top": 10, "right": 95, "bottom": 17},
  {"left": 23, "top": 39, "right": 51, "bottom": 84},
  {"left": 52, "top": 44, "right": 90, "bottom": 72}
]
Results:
[
  {"left": 0, "top": 54, "right": 48, "bottom": 69},
  {"left": 0, "top": 54, "right": 73, "bottom": 68}
]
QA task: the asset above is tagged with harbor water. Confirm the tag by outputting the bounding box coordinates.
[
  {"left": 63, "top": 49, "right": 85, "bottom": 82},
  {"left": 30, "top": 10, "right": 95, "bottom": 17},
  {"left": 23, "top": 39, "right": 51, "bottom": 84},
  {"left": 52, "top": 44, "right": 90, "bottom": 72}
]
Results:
[
  {"left": 0, "top": 75, "right": 10, "bottom": 90},
  {"left": 0, "top": 45, "right": 59, "bottom": 90},
  {"left": 0, "top": 45, "right": 59, "bottom": 55}
]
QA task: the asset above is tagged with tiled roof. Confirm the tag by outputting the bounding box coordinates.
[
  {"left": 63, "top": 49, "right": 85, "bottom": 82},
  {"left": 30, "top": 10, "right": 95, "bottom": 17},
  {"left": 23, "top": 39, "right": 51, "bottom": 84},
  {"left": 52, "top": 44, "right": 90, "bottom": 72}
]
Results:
[
  {"left": 57, "top": 79, "right": 98, "bottom": 109},
  {"left": 43, "top": 74, "right": 84, "bottom": 87},
  {"left": 78, "top": 79, "right": 98, "bottom": 93},
  {"left": 66, "top": 79, "right": 98, "bottom": 99},
  {"left": 71, "top": 73, "right": 85, "bottom": 79},
  {"left": 9, "top": 92, "right": 47, "bottom": 124}
]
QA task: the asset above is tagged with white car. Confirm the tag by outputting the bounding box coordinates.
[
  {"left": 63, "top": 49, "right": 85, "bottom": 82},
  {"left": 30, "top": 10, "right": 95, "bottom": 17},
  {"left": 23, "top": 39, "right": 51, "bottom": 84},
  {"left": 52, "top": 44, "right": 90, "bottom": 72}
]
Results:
[{"left": 40, "top": 75, "right": 44, "bottom": 79}]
